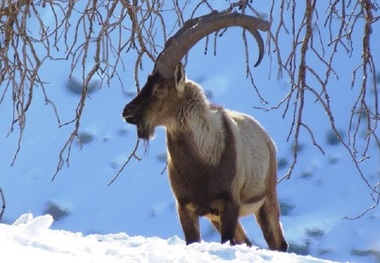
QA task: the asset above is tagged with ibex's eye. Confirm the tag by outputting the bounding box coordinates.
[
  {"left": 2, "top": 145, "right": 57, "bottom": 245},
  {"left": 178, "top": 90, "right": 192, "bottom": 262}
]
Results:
[{"left": 152, "top": 84, "right": 165, "bottom": 97}]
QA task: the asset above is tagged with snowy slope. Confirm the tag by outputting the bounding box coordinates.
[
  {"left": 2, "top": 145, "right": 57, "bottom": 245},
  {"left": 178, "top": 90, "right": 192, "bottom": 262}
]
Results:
[
  {"left": 1, "top": 2, "right": 379, "bottom": 263},
  {"left": 1, "top": 213, "right": 335, "bottom": 263}
]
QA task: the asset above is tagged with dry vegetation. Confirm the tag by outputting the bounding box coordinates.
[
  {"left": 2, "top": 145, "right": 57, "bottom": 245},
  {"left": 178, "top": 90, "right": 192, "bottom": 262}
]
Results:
[{"left": 0, "top": 0, "right": 379, "bottom": 213}]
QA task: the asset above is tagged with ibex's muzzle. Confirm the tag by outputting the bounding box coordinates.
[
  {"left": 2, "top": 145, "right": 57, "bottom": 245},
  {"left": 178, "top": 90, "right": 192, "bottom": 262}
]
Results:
[
  {"left": 123, "top": 104, "right": 138, "bottom": 124},
  {"left": 123, "top": 102, "right": 154, "bottom": 140}
]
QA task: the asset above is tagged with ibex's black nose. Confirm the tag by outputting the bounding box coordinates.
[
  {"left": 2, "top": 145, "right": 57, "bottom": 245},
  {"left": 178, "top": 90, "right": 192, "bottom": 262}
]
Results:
[{"left": 123, "top": 104, "right": 138, "bottom": 124}]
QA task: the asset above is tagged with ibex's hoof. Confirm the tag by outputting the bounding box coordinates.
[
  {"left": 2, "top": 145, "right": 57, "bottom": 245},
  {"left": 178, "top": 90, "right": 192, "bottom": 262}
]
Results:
[
  {"left": 221, "top": 238, "right": 235, "bottom": 246},
  {"left": 280, "top": 241, "right": 289, "bottom": 252}
]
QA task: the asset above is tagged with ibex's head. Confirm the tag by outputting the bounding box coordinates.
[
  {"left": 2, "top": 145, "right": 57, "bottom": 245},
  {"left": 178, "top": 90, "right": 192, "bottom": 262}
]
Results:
[
  {"left": 123, "top": 63, "right": 187, "bottom": 140},
  {"left": 123, "top": 11, "right": 270, "bottom": 140}
]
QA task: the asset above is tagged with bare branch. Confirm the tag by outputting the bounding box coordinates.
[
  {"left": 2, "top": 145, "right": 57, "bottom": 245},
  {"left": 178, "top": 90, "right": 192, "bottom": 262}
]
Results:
[
  {"left": 0, "top": 1, "right": 378, "bottom": 211},
  {"left": 108, "top": 139, "right": 141, "bottom": 186},
  {"left": 269, "top": 0, "right": 379, "bottom": 204},
  {"left": 0, "top": 187, "right": 5, "bottom": 222},
  {"left": 344, "top": 183, "right": 380, "bottom": 219}
]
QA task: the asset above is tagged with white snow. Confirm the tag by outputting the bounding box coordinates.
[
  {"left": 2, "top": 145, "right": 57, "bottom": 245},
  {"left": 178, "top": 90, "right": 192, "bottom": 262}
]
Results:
[{"left": 1, "top": 213, "right": 334, "bottom": 263}]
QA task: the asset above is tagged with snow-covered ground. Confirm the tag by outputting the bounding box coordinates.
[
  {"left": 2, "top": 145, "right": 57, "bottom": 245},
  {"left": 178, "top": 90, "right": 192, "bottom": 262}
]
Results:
[
  {"left": 1, "top": 2, "right": 379, "bottom": 263},
  {"left": 1, "top": 213, "right": 334, "bottom": 263}
]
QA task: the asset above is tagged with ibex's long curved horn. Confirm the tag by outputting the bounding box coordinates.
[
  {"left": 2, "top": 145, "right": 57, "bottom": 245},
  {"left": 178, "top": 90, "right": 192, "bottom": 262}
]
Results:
[{"left": 154, "top": 11, "right": 270, "bottom": 79}]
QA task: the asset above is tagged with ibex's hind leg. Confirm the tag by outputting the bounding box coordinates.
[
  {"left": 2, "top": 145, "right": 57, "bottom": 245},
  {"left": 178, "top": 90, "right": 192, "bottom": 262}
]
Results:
[
  {"left": 255, "top": 199, "right": 288, "bottom": 252},
  {"left": 234, "top": 221, "right": 252, "bottom": 247},
  {"left": 255, "top": 147, "right": 288, "bottom": 252},
  {"left": 210, "top": 220, "right": 252, "bottom": 247}
]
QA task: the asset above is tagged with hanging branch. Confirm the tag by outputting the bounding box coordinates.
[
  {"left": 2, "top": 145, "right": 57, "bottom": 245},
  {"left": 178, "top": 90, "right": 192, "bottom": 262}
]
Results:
[
  {"left": 108, "top": 140, "right": 141, "bottom": 186},
  {"left": 268, "top": 0, "right": 379, "bottom": 215},
  {"left": 0, "top": 0, "right": 378, "bottom": 204},
  {"left": 0, "top": 187, "right": 5, "bottom": 222}
]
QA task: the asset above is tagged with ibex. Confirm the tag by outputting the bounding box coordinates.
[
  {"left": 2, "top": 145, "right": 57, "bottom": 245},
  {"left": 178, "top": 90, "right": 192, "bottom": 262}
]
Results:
[{"left": 123, "top": 11, "right": 288, "bottom": 252}]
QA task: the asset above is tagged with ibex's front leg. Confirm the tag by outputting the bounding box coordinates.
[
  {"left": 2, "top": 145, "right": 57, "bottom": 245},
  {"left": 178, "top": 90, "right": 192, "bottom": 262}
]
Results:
[
  {"left": 220, "top": 200, "right": 240, "bottom": 245},
  {"left": 178, "top": 203, "right": 200, "bottom": 244}
]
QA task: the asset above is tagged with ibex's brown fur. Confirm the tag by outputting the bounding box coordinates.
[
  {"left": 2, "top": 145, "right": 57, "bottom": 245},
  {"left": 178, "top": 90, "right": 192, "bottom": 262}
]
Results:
[{"left": 123, "top": 64, "right": 288, "bottom": 251}]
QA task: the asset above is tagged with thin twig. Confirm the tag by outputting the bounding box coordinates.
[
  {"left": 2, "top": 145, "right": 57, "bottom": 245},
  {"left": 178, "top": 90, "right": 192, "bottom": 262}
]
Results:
[
  {"left": 108, "top": 139, "right": 141, "bottom": 186},
  {"left": 0, "top": 187, "right": 5, "bottom": 222}
]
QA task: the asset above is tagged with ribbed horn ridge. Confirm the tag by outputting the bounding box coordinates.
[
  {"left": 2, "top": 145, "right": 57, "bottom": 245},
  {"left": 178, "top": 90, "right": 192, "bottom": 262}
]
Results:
[{"left": 153, "top": 11, "right": 270, "bottom": 79}]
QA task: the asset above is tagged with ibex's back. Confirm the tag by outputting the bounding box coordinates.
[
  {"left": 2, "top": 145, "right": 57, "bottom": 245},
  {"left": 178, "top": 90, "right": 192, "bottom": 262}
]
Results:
[{"left": 122, "top": 12, "right": 287, "bottom": 252}]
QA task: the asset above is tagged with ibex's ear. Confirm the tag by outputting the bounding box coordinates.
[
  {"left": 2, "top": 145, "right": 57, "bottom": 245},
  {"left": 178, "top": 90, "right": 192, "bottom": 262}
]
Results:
[{"left": 174, "top": 63, "right": 186, "bottom": 93}]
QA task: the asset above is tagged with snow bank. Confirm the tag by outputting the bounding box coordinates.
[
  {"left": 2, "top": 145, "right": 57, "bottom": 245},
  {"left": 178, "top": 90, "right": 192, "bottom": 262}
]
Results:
[{"left": 0, "top": 214, "right": 335, "bottom": 263}]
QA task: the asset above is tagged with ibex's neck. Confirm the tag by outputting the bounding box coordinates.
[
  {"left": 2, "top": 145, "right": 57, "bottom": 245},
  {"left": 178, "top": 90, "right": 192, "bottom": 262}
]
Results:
[
  {"left": 167, "top": 82, "right": 227, "bottom": 165},
  {"left": 191, "top": 106, "right": 226, "bottom": 165}
]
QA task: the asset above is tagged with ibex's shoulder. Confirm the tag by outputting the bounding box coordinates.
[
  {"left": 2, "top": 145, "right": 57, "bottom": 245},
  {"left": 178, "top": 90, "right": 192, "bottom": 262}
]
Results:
[
  {"left": 225, "top": 109, "right": 256, "bottom": 124},
  {"left": 225, "top": 110, "right": 271, "bottom": 137},
  {"left": 224, "top": 109, "right": 276, "bottom": 154},
  {"left": 184, "top": 80, "right": 204, "bottom": 94},
  {"left": 182, "top": 80, "right": 209, "bottom": 103}
]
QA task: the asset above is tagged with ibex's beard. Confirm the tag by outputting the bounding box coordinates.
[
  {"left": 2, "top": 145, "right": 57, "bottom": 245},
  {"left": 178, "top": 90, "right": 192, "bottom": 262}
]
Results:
[{"left": 136, "top": 123, "right": 155, "bottom": 140}]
